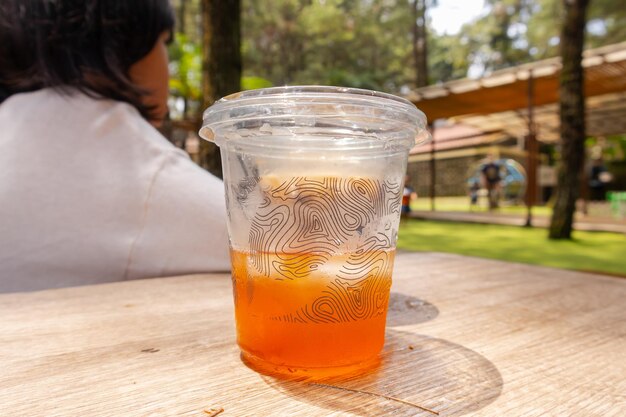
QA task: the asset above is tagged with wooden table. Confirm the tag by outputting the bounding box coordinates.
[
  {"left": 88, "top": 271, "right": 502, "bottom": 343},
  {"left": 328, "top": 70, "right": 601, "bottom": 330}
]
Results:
[{"left": 2, "top": 252, "right": 625, "bottom": 416}]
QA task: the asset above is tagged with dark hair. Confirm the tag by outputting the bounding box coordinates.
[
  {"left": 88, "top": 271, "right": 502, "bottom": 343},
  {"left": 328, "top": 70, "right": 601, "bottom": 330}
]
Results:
[{"left": 0, "top": 0, "right": 174, "bottom": 121}]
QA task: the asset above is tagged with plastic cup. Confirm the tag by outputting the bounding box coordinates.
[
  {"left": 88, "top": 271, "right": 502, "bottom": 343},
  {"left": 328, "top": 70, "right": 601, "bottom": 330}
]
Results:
[{"left": 200, "top": 86, "right": 429, "bottom": 379}]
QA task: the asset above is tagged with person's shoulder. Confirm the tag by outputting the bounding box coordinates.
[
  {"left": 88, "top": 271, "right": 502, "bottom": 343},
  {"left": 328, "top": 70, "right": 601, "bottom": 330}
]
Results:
[
  {"left": 1, "top": 87, "right": 199, "bottom": 173},
  {"left": 1, "top": 87, "right": 106, "bottom": 114},
  {"left": 0, "top": 88, "right": 60, "bottom": 121},
  {"left": 1, "top": 88, "right": 144, "bottom": 139},
  {"left": 63, "top": 90, "right": 187, "bottom": 157}
]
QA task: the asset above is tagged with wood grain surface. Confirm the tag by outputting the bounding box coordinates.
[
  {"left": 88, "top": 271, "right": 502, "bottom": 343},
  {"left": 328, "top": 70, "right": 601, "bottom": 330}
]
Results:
[{"left": 1, "top": 252, "right": 625, "bottom": 416}]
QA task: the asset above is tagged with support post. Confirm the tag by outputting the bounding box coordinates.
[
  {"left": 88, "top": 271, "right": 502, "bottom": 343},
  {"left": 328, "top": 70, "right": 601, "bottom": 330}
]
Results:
[
  {"left": 429, "top": 123, "right": 436, "bottom": 211},
  {"left": 525, "top": 73, "right": 538, "bottom": 227}
]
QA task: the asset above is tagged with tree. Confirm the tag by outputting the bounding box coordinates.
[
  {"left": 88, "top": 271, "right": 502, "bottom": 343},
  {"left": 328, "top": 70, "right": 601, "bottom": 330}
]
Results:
[
  {"left": 199, "top": 0, "right": 241, "bottom": 178},
  {"left": 177, "top": 0, "right": 188, "bottom": 34},
  {"left": 586, "top": 0, "right": 626, "bottom": 47},
  {"left": 171, "top": 0, "right": 202, "bottom": 44},
  {"left": 241, "top": 0, "right": 415, "bottom": 92},
  {"left": 413, "top": 0, "right": 429, "bottom": 87},
  {"left": 168, "top": 33, "right": 202, "bottom": 119},
  {"left": 548, "top": 0, "right": 590, "bottom": 239},
  {"left": 456, "top": 0, "right": 535, "bottom": 76},
  {"left": 428, "top": 33, "right": 470, "bottom": 83}
]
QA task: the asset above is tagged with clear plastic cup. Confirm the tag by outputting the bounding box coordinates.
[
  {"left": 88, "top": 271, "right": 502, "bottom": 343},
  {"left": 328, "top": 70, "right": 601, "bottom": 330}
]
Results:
[{"left": 200, "top": 86, "right": 429, "bottom": 379}]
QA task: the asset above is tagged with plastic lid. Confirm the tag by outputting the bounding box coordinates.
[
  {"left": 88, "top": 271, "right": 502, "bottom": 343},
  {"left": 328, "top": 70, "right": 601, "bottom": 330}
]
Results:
[{"left": 199, "top": 86, "right": 430, "bottom": 152}]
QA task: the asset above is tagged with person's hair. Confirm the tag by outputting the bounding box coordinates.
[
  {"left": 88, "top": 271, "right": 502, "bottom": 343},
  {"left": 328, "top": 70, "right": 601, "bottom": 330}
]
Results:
[{"left": 0, "top": 0, "right": 174, "bottom": 121}]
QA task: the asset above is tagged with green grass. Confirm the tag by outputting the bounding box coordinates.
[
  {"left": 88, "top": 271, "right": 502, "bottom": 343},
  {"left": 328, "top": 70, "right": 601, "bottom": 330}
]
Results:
[
  {"left": 411, "top": 196, "right": 553, "bottom": 216},
  {"left": 397, "top": 219, "right": 626, "bottom": 277},
  {"left": 410, "top": 196, "right": 617, "bottom": 218}
]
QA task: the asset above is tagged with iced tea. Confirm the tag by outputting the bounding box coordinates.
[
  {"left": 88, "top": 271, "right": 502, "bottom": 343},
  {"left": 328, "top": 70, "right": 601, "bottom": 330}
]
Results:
[
  {"left": 200, "top": 86, "right": 426, "bottom": 379},
  {"left": 230, "top": 248, "right": 395, "bottom": 377}
]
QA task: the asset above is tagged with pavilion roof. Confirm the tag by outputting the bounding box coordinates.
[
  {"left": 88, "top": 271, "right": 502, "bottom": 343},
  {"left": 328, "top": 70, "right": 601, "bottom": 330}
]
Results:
[{"left": 406, "top": 41, "right": 626, "bottom": 143}]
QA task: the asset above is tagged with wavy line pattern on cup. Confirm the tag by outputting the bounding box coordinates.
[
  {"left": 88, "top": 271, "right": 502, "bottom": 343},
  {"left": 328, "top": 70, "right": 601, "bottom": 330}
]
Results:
[{"left": 248, "top": 176, "right": 400, "bottom": 323}]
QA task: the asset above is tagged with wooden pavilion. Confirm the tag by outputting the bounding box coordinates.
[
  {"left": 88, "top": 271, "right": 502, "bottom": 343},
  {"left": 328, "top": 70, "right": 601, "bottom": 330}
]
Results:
[{"left": 405, "top": 41, "right": 626, "bottom": 211}]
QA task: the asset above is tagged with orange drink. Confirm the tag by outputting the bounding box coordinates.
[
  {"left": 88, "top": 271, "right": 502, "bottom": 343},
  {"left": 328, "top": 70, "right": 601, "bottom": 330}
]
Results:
[
  {"left": 230, "top": 248, "right": 395, "bottom": 378},
  {"left": 200, "top": 86, "right": 428, "bottom": 379}
]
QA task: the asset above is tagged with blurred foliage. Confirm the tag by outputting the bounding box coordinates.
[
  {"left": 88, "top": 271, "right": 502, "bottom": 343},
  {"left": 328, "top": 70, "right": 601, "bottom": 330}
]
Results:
[
  {"left": 168, "top": 0, "right": 626, "bottom": 119},
  {"left": 241, "top": 76, "right": 274, "bottom": 90},
  {"left": 586, "top": 135, "right": 626, "bottom": 162},
  {"left": 241, "top": 0, "right": 416, "bottom": 91},
  {"left": 463, "top": 0, "right": 626, "bottom": 74},
  {"left": 168, "top": 33, "right": 202, "bottom": 102}
]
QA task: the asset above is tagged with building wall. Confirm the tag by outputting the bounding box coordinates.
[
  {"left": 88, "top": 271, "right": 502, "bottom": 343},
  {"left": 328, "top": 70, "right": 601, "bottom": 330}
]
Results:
[{"left": 407, "top": 155, "right": 481, "bottom": 197}]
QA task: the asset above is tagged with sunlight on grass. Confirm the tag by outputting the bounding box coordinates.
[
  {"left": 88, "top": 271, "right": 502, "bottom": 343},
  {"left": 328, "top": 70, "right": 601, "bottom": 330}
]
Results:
[
  {"left": 398, "top": 219, "right": 626, "bottom": 276},
  {"left": 410, "top": 196, "right": 553, "bottom": 216}
]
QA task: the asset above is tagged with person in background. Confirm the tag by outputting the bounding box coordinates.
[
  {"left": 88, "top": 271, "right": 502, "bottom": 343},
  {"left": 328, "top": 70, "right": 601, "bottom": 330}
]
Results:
[
  {"left": 0, "top": 0, "right": 230, "bottom": 292},
  {"left": 468, "top": 179, "right": 480, "bottom": 210},
  {"left": 481, "top": 155, "right": 502, "bottom": 211},
  {"left": 401, "top": 175, "right": 417, "bottom": 218},
  {"left": 589, "top": 154, "right": 613, "bottom": 201}
]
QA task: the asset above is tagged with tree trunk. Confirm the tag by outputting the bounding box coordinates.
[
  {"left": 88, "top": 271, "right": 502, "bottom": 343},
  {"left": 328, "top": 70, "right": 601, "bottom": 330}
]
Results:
[
  {"left": 548, "top": 0, "right": 589, "bottom": 239},
  {"left": 413, "top": 0, "right": 429, "bottom": 88},
  {"left": 199, "top": 0, "right": 241, "bottom": 179},
  {"left": 178, "top": 0, "right": 187, "bottom": 34}
]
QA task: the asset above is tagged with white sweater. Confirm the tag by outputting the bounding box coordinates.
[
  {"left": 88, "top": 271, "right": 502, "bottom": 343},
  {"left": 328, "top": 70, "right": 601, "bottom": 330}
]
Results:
[{"left": 0, "top": 89, "right": 230, "bottom": 292}]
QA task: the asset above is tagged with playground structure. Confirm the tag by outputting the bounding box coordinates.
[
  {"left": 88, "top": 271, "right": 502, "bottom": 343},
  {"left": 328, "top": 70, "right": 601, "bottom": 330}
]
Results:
[{"left": 467, "top": 158, "right": 527, "bottom": 204}]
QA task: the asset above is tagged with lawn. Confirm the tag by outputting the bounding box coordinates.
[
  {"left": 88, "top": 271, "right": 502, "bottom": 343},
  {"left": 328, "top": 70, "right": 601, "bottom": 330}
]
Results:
[
  {"left": 410, "top": 196, "right": 615, "bottom": 218},
  {"left": 411, "top": 196, "right": 553, "bottom": 216},
  {"left": 397, "top": 219, "right": 626, "bottom": 277}
]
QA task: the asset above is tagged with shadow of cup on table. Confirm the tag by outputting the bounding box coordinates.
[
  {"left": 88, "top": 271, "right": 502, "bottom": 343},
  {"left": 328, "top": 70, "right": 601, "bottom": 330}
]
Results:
[
  {"left": 387, "top": 292, "right": 439, "bottom": 327},
  {"left": 262, "top": 330, "right": 503, "bottom": 416}
]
